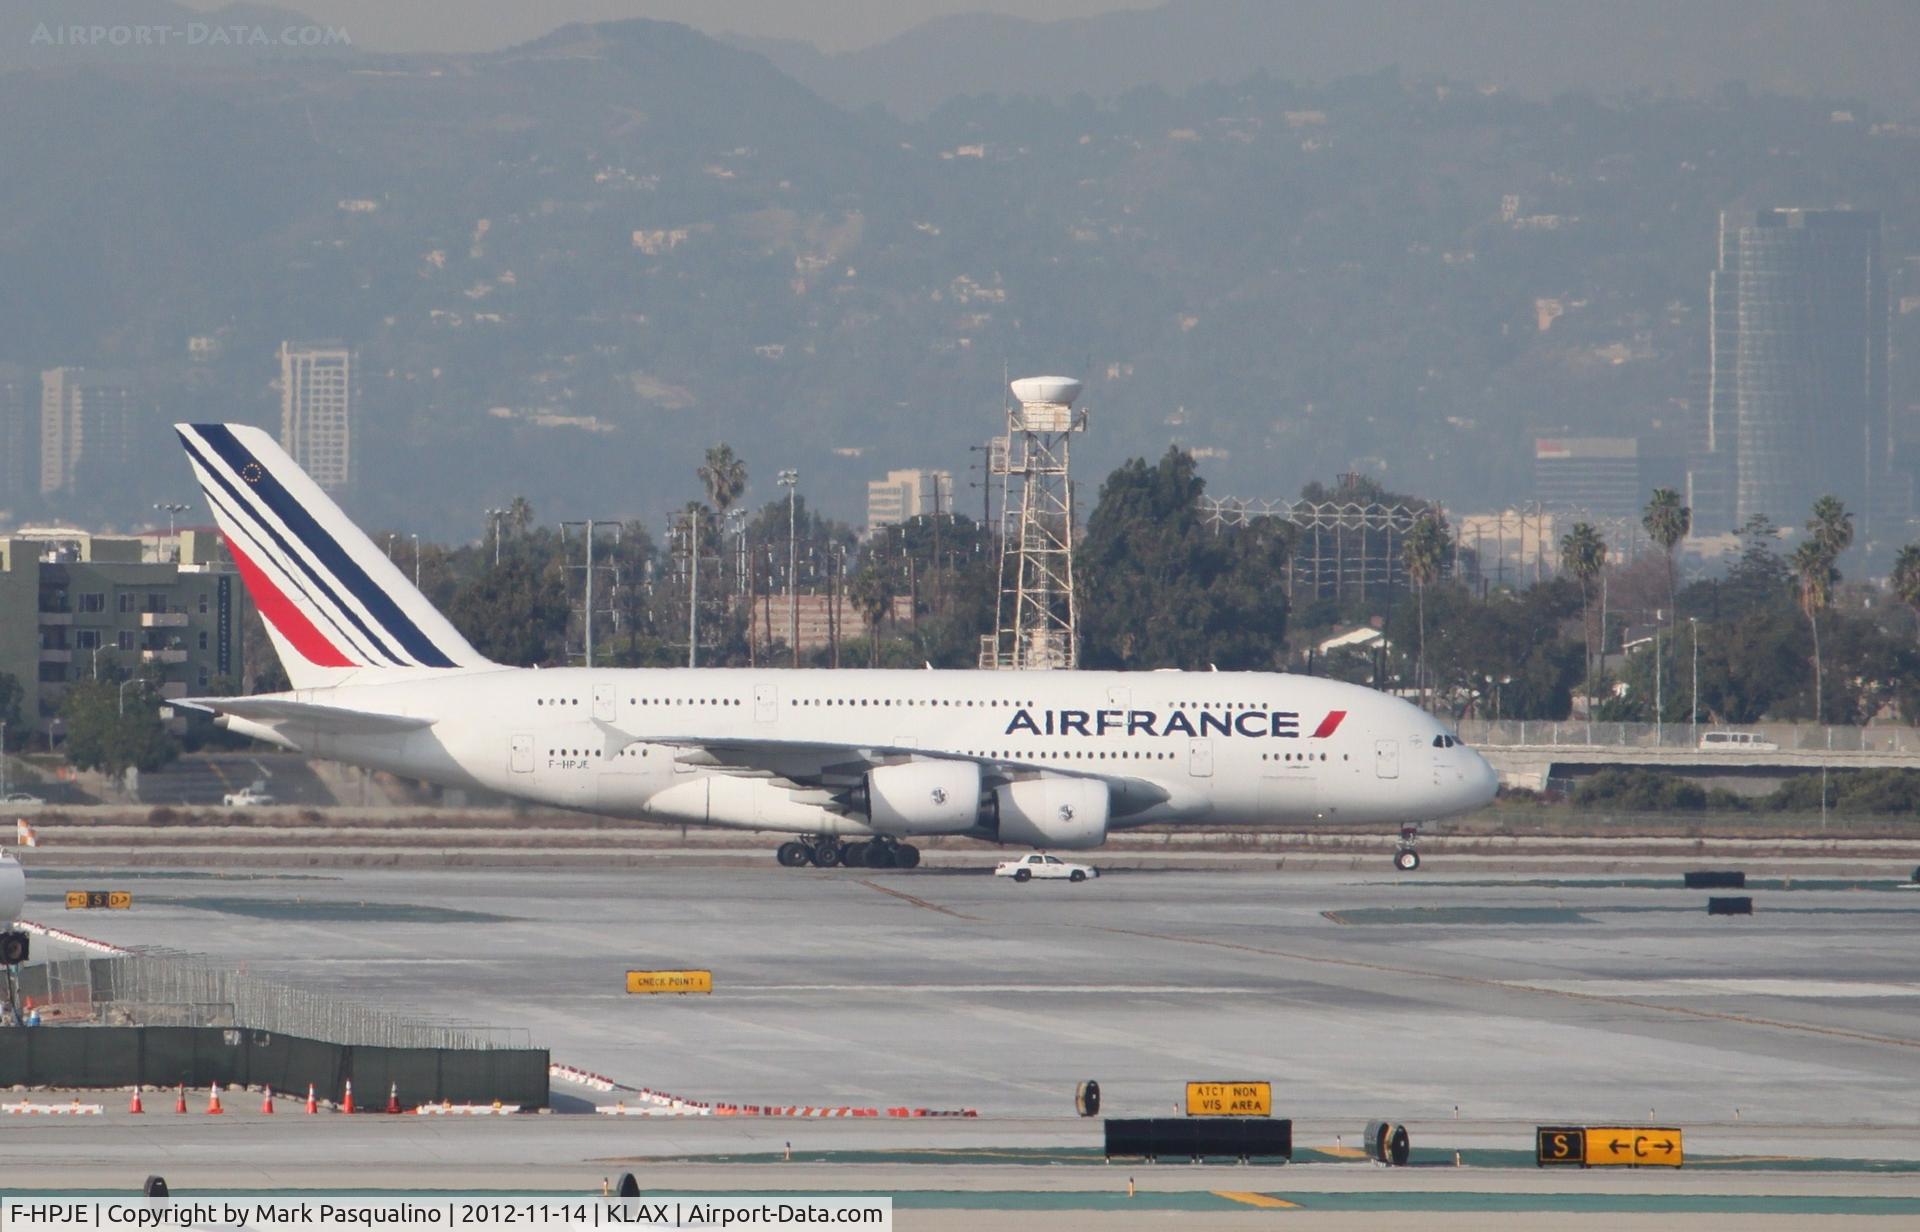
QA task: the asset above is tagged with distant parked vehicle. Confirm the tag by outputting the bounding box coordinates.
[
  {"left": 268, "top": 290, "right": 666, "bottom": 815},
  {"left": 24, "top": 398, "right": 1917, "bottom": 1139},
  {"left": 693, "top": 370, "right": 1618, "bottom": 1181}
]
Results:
[
  {"left": 1698, "top": 731, "right": 1779, "bottom": 752},
  {"left": 2, "top": 792, "right": 44, "bottom": 807},
  {"left": 222, "top": 784, "right": 275, "bottom": 807}
]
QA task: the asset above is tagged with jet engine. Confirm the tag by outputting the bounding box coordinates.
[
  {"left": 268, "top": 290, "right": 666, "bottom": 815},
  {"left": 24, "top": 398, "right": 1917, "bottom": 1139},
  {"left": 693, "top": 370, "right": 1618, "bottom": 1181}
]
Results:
[
  {"left": 991, "top": 778, "right": 1110, "bottom": 849},
  {"left": 857, "top": 761, "right": 984, "bottom": 835}
]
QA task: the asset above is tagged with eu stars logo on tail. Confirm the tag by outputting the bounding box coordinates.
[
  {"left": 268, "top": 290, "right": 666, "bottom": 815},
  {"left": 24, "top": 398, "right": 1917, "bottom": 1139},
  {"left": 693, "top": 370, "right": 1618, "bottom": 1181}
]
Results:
[{"left": 174, "top": 423, "right": 491, "bottom": 689}]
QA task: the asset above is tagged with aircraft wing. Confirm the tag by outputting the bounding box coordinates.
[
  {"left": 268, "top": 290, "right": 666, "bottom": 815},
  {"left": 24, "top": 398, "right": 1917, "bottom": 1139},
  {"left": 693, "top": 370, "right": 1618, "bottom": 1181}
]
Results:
[
  {"left": 628, "top": 729, "right": 1174, "bottom": 812},
  {"left": 175, "top": 696, "right": 436, "bottom": 736}
]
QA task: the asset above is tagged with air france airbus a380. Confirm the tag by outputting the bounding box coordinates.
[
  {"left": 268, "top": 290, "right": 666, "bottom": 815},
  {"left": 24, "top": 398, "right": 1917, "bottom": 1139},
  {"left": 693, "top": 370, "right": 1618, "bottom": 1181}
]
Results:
[{"left": 172, "top": 424, "right": 1496, "bottom": 872}]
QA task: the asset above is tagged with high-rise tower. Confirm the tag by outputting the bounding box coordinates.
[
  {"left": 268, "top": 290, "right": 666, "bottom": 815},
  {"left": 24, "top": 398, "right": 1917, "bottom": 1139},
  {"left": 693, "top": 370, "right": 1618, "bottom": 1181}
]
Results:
[
  {"left": 279, "top": 341, "right": 353, "bottom": 493},
  {"left": 1707, "top": 209, "right": 1891, "bottom": 532}
]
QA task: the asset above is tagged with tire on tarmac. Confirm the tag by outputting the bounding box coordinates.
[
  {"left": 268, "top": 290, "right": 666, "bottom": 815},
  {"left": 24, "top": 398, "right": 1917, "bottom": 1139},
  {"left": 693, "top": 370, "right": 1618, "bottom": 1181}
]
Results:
[
  {"left": 777, "top": 841, "right": 810, "bottom": 868},
  {"left": 1394, "top": 849, "right": 1421, "bottom": 872},
  {"left": 811, "top": 843, "right": 843, "bottom": 868},
  {"left": 867, "top": 844, "right": 896, "bottom": 870},
  {"left": 1069, "top": 869, "right": 1086, "bottom": 882},
  {"left": 1013, "top": 867, "right": 1032, "bottom": 882},
  {"left": 896, "top": 844, "right": 921, "bottom": 869},
  {"left": 841, "top": 842, "right": 869, "bottom": 868}
]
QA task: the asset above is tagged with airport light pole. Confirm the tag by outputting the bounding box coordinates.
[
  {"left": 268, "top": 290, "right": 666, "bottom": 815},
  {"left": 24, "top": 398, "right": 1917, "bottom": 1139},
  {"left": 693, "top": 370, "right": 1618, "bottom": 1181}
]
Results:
[
  {"left": 485, "top": 508, "right": 504, "bottom": 566},
  {"left": 778, "top": 469, "right": 799, "bottom": 668},
  {"left": 410, "top": 534, "right": 420, "bottom": 587},
  {"left": 118, "top": 679, "right": 136, "bottom": 717},
  {"left": 154, "top": 502, "right": 189, "bottom": 559}
]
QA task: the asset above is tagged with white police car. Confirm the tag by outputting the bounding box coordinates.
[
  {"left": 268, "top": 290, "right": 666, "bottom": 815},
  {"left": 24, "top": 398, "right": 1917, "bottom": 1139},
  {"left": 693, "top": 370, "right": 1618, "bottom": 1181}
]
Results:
[{"left": 993, "top": 853, "right": 1098, "bottom": 883}]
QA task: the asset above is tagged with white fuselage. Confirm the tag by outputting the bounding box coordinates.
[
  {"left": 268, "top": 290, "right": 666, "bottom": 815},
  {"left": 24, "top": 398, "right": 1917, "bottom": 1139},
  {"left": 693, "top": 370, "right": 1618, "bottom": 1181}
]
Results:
[{"left": 268, "top": 666, "right": 1497, "bottom": 843}]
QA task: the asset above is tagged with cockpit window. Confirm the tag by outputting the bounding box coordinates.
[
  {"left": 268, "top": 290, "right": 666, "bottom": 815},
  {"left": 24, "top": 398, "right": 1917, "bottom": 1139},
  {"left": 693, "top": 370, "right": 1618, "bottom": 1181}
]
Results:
[{"left": 1432, "top": 735, "right": 1458, "bottom": 748}]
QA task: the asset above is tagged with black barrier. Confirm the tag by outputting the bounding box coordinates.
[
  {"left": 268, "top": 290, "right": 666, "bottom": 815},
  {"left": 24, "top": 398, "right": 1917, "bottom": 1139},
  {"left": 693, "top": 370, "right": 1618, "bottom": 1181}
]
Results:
[
  {"left": 1104, "top": 1118, "right": 1292, "bottom": 1162},
  {"left": 614, "top": 1174, "right": 640, "bottom": 1198},
  {"left": 144, "top": 1177, "right": 169, "bottom": 1198},
  {"left": 1707, "top": 896, "right": 1754, "bottom": 916},
  {"left": 0, "top": 1026, "right": 548, "bottom": 1108},
  {"left": 1684, "top": 871, "right": 1746, "bottom": 889}
]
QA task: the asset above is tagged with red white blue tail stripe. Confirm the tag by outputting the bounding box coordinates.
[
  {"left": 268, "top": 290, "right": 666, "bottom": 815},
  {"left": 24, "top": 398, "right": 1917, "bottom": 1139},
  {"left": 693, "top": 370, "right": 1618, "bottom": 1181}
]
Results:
[{"left": 176, "top": 423, "right": 486, "bottom": 679}]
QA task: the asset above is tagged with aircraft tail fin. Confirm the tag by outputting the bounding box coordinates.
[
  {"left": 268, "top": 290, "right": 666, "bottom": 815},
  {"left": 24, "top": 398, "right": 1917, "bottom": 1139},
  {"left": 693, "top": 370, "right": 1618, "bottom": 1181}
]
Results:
[{"left": 175, "top": 423, "right": 492, "bottom": 690}]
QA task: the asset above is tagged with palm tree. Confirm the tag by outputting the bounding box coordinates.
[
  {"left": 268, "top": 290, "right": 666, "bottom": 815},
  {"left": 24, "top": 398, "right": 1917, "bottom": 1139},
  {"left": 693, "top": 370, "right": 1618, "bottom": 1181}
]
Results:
[
  {"left": 1641, "top": 487, "right": 1691, "bottom": 624},
  {"left": 847, "top": 563, "right": 895, "bottom": 668},
  {"left": 1891, "top": 544, "right": 1920, "bottom": 644},
  {"left": 505, "top": 495, "right": 534, "bottom": 536},
  {"left": 697, "top": 444, "right": 748, "bottom": 515},
  {"left": 1792, "top": 539, "right": 1838, "bottom": 722},
  {"left": 1807, "top": 494, "right": 1854, "bottom": 561},
  {"left": 1401, "top": 513, "right": 1448, "bottom": 710},
  {"left": 1559, "top": 522, "right": 1607, "bottom": 719}
]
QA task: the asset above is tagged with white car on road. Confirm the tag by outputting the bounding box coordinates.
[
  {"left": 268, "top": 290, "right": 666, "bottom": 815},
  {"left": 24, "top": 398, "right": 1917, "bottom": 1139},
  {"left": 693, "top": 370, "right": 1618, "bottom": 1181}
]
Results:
[
  {"left": 222, "top": 785, "right": 275, "bottom": 807},
  {"left": 994, "top": 853, "right": 1098, "bottom": 883}
]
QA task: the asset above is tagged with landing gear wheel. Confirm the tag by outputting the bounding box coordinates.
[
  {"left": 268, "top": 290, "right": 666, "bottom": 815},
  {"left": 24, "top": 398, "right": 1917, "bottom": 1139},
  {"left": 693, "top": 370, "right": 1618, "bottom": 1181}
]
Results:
[
  {"left": 895, "top": 844, "right": 921, "bottom": 869},
  {"left": 842, "top": 842, "right": 869, "bottom": 868},
  {"left": 1069, "top": 869, "right": 1086, "bottom": 883},
  {"left": 776, "top": 841, "right": 810, "bottom": 868},
  {"left": 1394, "top": 849, "right": 1421, "bottom": 872},
  {"left": 811, "top": 842, "right": 843, "bottom": 868},
  {"left": 1013, "top": 867, "right": 1032, "bottom": 882},
  {"left": 867, "top": 843, "right": 897, "bottom": 870}
]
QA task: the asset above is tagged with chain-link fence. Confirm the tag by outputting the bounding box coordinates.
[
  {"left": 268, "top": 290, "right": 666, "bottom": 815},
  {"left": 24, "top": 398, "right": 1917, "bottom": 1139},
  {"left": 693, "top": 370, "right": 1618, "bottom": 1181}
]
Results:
[{"left": 10, "top": 950, "right": 527, "bottom": 1050}]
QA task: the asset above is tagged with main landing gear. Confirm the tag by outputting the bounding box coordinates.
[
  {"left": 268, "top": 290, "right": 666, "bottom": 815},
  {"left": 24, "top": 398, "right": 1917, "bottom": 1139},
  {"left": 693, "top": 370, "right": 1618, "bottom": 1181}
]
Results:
[
  {"left": 775, "top": 836, "right": 921, "bottom": 870},
  {"left": 1393, "top": 823, "right": 1423, "bottom": 872}
]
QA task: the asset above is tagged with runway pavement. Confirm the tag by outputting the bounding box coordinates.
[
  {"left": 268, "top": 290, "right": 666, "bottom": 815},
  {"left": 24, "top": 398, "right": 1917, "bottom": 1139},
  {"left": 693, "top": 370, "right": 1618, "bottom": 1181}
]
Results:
[{"left": 6, "top": 856, "right": 1919, "bottom": 1225}]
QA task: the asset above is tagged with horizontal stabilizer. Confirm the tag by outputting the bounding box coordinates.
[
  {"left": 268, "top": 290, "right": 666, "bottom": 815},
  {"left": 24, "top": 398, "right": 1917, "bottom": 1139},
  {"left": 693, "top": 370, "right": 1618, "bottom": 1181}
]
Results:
[{"left": 176, "top": 696, "right": 435, "bottom": 736}]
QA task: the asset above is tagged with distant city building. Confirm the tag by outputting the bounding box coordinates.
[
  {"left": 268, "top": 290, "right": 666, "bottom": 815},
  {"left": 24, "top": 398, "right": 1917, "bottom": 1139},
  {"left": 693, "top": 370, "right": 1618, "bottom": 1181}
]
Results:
[
  {"left": 278, "top": 341, "right": 353, "bottom": 493},
  {"left": 1707, "top": 208, "right": 1894, "bottom": 533},
  {"left": 1457, "top": 509, "right": 1562, "bottom": 588},
  {"left": 746, "top": 592, "right": 913, "bottom": 654},
  {"left": 1533, "top": 436, "right": 1641, "bottom": 520},
  {"left": 39, "top": 367, "right": 139, "bottom": 496},
  {"left": 866, "top": 468, "right": 953, "bottom": 536},
  {"left": 0, "top": 528, "right": 245, "bottom": 736},
  {"left": 0, "top": 363, "right": 32, "bottom": 512}
]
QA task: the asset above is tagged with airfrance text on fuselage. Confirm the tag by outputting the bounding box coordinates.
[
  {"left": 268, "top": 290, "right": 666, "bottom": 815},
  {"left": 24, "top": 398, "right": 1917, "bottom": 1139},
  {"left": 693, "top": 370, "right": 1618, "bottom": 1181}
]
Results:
[{"left": 1004, "top": 708, "right": 1345, "bottom": 739}]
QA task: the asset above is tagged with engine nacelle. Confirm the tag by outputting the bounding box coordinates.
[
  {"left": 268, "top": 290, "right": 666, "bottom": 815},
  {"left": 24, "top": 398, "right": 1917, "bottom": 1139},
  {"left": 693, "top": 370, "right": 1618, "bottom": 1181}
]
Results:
[
  {"left": 992, "top": 778, "right": 1110, "bottom": 850},
  {"left": 860, "top": 761, "right": 984, "bottom": 835}
]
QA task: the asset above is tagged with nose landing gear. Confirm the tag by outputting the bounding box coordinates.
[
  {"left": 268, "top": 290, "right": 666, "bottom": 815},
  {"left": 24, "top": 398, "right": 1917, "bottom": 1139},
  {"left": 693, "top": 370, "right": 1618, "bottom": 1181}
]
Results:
[{"left": 1393, "top": 824, "right": 1422, "bottom": 872}]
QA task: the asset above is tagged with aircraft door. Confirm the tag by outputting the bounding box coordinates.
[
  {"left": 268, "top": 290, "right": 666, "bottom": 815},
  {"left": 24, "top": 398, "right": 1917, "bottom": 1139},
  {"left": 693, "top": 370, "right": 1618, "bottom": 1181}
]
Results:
[
  {"left": 509, "top": 734, "right": 533, "bottom": 774},
  {"left": 593, "top": 683, "right": 617, "bottom": 723},
  {"left": 754, "top": 683, "right": 777, "bottom": 723},
  {"left": 1188, "top": 738, "right": 1214, "bottom": 778},
  {"left": 1374, "top": 739, "right": 1400, "bottom": 779}
]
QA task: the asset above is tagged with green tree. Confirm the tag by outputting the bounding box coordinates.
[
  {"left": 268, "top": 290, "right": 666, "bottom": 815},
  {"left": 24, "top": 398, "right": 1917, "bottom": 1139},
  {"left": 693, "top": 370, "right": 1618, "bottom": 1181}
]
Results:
[
  {"left": 1808, "top": 494, "right": 1854, "bottom": 560},
  {"left": 1892, "top": 543, "right": 1920, "bottom": 644},
  {"left": 1792, "top": 538, "right": 1838, "bottom": 722},
  {"left": 1401, "top": 512, "right": 1449, "bottom": 709},
  {"left": 505, "top": 495, "right": 535, "bottom": 537},
  {"left": 847, "top": 562, "right": 896, "bottom": 668},
  {"left": 1559, "top": 521, "right": 1607, "bottom": 717},
  {"left": 1077, "top": 448, "right": 1290, "bottom": 670},
  {"left": 1641, "top": 487, "right": 1690, "bottom": 624},
  {"left": 446, "top": 554, "right": 570, "bottom": 665},
  {"left": 697, "top": 444, "right": 748, "bottom": 515},
  {"left": 59, "top": 677, "right": 178, "bottom": 777}
]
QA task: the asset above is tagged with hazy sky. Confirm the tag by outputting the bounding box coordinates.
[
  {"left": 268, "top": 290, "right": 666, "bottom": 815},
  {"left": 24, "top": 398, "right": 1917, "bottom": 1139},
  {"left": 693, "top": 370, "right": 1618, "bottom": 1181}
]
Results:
[{"left": 183, "top": 0, "right": 1159, "bottom": 53}]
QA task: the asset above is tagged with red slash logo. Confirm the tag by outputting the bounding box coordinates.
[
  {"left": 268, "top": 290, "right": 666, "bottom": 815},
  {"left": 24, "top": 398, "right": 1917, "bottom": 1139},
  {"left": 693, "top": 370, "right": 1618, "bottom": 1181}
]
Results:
[{"left": 1310, "top": 710, "right": 1347, "bottom": 739}]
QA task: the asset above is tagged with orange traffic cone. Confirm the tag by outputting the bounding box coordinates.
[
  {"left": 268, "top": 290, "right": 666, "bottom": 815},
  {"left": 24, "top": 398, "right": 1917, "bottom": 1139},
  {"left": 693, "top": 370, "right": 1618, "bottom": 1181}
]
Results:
[
  {"left": 305, "top": 1084, "right": 318, "bottom": 1115},
  {"left": 128, "top": 1085, "right": 144, "bottom": 1114},
  {"left": 261, "top": 1086, "right": 274, "bottom": 1114},
  {"left": 386, "top": 1082, "right": 400, "bottom": 1114},
  {"left": 174, "top": 1084, "right": 187, "bottom": 1114},
  {"left": 341, "top": 1080, "right": 355, "bottom": 1114},
  {"left": 207, "top": 1082, "right": 225, "bottom": 1115}
]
